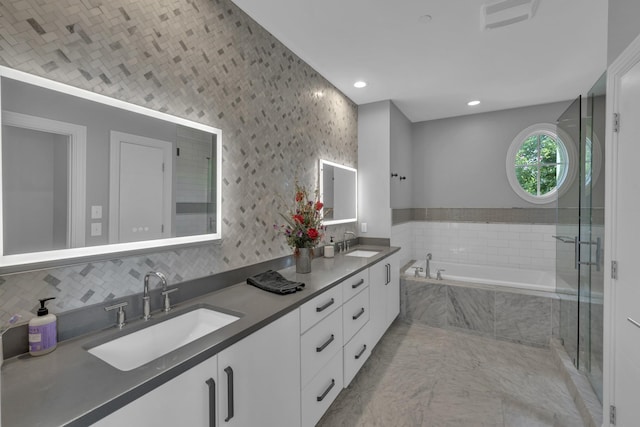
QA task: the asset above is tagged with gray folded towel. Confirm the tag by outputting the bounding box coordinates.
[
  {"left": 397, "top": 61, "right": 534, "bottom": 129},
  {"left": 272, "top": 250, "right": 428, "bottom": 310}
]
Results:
[{"left": 246, "top": 270, "right": 305, "bottom": 294}]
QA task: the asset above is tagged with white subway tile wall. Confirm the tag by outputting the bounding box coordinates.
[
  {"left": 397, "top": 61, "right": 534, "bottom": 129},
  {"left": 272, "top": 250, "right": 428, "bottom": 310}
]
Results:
[
  {"left": 393, "top": 221, "right": 556, "bottom": 272},
  {"left": 390, "top": 222, "right": 413, "bottom": 267}
]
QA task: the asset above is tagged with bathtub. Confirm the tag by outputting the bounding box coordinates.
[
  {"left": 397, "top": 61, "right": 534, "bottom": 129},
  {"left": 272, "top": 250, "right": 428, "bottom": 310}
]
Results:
[{"left": 405, "top": 260, "right": 555, "bottom": 293}]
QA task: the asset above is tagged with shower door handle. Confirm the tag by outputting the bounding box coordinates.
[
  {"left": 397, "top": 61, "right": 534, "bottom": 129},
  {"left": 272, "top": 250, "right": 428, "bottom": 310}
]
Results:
[{"left": 575, "top": 237, "right": 601, "bottom": 272}]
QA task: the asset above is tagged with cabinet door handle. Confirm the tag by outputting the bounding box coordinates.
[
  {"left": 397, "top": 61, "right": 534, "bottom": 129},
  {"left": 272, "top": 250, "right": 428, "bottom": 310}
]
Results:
[
  {"left": 316, "top": 334, "right": 335, "bottom": 352},
  {"left": 385, "top": 264, "right": 390, "bottom": 285},
  {"left": 316, "top": 379, "right": 336, "bottom": 402},
  {"left": 352, "top": 307, "right": 365, "bottom": 320},
  {"left": 355, "top": 344, "right": 367, "bottom": 360},
  {"left": 206, "top": 378, "right": 216, "bottom": 427},
  {"left": 351, "top": 278, "right": 365, "bottom": 289},
  {"left": 224, "top": 366, "right": 234, "bottom": 422},
  {"left": 316, "top": 298, "right": 335, "bottom": 312}
]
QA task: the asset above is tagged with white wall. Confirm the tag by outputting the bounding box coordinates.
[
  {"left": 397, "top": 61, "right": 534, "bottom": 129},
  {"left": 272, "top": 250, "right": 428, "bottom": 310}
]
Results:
[
  {"left": 411, "top": 101, "right": 572, "bottom": 208},
  {"left": 411, "top": 222, "right": 555, "bottom": 272},
  {"left": 3, "top": 126, "right": 57, "bottom": 254},
  {"left": 358, "top": 101, "right": 391, "bottom": 238},
  {"left": 608, "top": 0, "right": 640, "bottom": 65},
  {"left": 390, "top": 101, "right": 412, "bottom": 208}
]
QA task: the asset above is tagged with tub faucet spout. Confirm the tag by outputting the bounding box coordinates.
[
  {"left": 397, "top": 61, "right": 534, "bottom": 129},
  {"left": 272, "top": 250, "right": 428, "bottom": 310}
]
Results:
[{"left": 426, "top": 253, "right": 432, "bottom": 279}]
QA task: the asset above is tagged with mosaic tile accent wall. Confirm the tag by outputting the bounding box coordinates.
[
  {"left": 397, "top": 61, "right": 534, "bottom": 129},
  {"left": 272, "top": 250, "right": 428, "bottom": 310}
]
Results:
[{"left": 0, "top": 0, "right": 358, "bottom": 322}]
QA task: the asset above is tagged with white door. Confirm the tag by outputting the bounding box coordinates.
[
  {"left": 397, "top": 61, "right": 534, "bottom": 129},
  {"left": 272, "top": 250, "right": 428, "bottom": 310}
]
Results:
[
  {"left": 610, "top": 50, "right": 640, "bottom": 425},
  {"left": 109, "top": 131, "right": 172, "bottom": 243}
]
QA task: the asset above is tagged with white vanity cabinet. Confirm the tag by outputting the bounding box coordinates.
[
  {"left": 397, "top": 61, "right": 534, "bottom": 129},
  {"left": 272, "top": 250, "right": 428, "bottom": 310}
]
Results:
[
  {"left": 93, "top": 309, "right": 300, "bottom": 427},
  {"left": 217, "top": 308, "right": 300, "bottom": 427},
  {"left": 369, "top": 254, "right": 399, "bottom": 346},
  {"left": 92, "top": 355, "right": 219, "bottom": 427}
]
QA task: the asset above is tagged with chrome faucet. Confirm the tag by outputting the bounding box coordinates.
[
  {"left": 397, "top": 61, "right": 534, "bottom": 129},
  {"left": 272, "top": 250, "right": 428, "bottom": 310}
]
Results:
[
  {"left": 143, "top": 271, "right": 168, "bottom": 321},
  {"left": 426, "top": 253, "right": 432, "bottom": 279},
  {"left": 343, "top": 231, "right": 356, "bottom": 251}
]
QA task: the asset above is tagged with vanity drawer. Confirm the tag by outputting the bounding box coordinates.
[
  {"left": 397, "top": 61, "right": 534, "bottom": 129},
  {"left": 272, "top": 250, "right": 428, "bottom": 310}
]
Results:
[
  {"left": 300, "top": 284, "right": 343, "bottom": 333},
  {"left": 301, "top": 348, "right": 344, "bottom": 427},
  {"left": 342, "top": 270, "right": 368, "bottom": 302},
  {"left": 344, "top": 323, "right": 372, "bottom": 387},
  {"left": 301, "top": 308, "right": 343, "bottom": 388},
  {"left": 342, "top": 286, "right": 370, "bottom": 343}
]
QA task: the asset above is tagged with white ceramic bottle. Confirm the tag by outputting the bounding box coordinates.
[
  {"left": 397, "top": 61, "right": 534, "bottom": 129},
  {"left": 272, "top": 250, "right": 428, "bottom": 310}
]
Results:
[{"left": 28, "top": 297, "right": 57, "bottom": 356}]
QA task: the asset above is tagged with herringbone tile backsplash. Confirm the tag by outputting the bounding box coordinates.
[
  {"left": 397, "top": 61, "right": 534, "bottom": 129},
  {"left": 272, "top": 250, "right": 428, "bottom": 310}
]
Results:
[{"left": 0, "top": 0, "right": 358, "bottom": 321}]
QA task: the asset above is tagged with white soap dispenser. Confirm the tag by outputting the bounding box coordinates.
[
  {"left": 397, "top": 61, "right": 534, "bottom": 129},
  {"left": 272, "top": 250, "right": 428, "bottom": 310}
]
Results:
[
  {"left": 28, "top": 297, "right": 57, "bottom": 356},
  {"left": 324, "top": 237, "right": 335, "bottom": 258}
]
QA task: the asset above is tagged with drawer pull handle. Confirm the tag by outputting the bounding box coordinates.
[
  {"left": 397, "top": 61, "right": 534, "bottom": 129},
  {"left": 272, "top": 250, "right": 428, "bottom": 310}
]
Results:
[
  {"left": 316, "top": 298, "right": 335, "bottom": 312},
  {"left": 206, "top": 378, "right": 216, "bottom": 427},
  {"left": 317, "top": 379, "right": 336, "bottom": 402},
  {"left": 355, "top": 344, "right": 367, "bottom": 360},
  {"left": 351, "top": 278, "right": 365, "bottom": 289},
  {"left": 352, "top": 307, "right": 365, "bottom": 320},
  {"left": 316, "top": 334, "right": 335, "bottom": 352},
  {"left": 224, "top": 366, "right": 234, "bottom": 422}
]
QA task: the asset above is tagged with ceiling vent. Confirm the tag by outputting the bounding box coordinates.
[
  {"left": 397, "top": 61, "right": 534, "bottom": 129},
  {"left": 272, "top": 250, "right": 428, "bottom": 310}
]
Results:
[{"left": 482, "top": 0, "right": 539, "bottom": 30}]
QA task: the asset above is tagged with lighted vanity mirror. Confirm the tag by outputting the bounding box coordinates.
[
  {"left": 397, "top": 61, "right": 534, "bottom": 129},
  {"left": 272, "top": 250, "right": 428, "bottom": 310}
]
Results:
[
  {"left": 0, "top": 67, "right": 222, "bottom": 272},
  {"left": 319, "top": 159, "right": 357, "bottom": 225}
]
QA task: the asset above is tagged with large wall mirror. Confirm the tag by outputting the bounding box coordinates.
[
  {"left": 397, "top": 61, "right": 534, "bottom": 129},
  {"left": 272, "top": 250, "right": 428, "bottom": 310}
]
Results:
[
  {"left": 319, "top": 159, "right": 357, "bottom": 225},
  {"left": 0, "top": 67, "right": 222, "bottom": 272}
]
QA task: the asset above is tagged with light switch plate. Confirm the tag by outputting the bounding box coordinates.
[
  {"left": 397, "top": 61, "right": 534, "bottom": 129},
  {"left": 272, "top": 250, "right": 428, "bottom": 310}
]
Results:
[
  {"left": 91, "top": 222, "right": 102, "bottom": 236},
  {"left": 91, "top": 205, "right": 102, "bottom": 219},
  {"left": 361, "top": 222, "right": 367, "bottom": 233}
]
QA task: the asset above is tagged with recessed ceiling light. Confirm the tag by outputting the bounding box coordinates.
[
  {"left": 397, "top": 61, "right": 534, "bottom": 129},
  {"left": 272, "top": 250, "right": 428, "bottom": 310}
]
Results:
[
  {"left": 467, "top": 100, "right": 481, "bottom": 106},
  {"left": 354, "top": 81, "right": 367, "bottom": 89}
]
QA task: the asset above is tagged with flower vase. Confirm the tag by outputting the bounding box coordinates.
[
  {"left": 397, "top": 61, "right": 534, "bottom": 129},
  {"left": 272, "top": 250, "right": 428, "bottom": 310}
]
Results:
[{"left": 296, "top": 247, "right": 312, "bottom": 274}]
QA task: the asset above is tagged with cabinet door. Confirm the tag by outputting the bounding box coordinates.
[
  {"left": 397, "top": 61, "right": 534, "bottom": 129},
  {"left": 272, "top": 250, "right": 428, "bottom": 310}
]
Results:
[
  {"left": 368, "top": 261, "right": 387, "bottom": 346},
  {"left": 385, "top": 254, "right": 400, "bottom": 328},
  {"left": 217, "top": 309, "right": 300, "bottom": 427},
  {"left": 92, "top": 355, "right": 218, "bottom": 427}
]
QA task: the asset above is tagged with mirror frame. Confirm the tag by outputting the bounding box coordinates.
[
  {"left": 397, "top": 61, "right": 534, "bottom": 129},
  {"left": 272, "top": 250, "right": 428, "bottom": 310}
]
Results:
[
  {"left": 0, "top": 66, "right": 222, "bottom": 273},
  {"left": 319, "top": 159, "right": 357, "bottom": 225}
]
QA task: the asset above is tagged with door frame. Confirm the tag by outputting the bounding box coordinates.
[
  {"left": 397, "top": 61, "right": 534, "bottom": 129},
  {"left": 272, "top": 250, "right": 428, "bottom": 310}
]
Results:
[
  {"left": 1, "top": 111, "right": 87, "bottom": 250},
  {"left": 603, "top": 30, "right": 640, "bottom": 426},
  {"left": 108, "top": 131, "right": 173, "bottom": 244}
]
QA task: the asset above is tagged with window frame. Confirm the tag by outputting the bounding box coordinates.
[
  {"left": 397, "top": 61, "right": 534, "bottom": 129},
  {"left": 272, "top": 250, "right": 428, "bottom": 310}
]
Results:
[{"left": 505, "top": 123, "right": 577, "bottom": 205}]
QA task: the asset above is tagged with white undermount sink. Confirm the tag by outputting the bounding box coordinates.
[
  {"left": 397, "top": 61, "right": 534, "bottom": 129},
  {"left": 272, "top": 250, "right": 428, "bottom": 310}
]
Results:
[
  {"left": 345, "top": 250, "right": 380, "bottom": 258},
  {"left": 88, "top": 307, "right": 239, "bottom": 371}
]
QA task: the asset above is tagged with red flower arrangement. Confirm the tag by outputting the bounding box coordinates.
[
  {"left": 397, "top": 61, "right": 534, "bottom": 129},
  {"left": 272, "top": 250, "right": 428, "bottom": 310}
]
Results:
[{"left": 275, "top": 181, "right": 325, "bottom": 250}]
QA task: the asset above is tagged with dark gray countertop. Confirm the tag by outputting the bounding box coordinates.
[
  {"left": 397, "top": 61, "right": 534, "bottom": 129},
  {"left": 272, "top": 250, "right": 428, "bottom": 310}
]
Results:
[{"left": 1, "top": 245, "right": 399, "bottom": 427}]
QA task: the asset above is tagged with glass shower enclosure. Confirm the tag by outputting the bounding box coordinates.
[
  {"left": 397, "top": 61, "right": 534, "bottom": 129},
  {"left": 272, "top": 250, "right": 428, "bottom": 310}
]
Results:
[{"left": 555, "top": 73, "right": 605, "bottom": 400}]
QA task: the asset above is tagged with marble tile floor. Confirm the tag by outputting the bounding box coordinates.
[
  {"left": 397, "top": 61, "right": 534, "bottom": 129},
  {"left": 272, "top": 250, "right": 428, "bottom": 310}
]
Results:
[{"left": 318, "top": 320, "right": 585, "bottom": 427}]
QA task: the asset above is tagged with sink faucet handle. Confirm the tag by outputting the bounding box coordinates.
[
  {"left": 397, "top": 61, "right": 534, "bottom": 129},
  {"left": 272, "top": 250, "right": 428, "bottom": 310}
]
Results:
[
  {"left": 413, "top": 267, "right": 424, "bottom": 277},
  {"left": 161, "top": 288, "right": 178, "bottom": 312},
  {"left": 105, "top": 301, "right": 128, "bottom": 329},
  {"left": 436, "top": 269, "right": 445, "bottom": 280}
]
